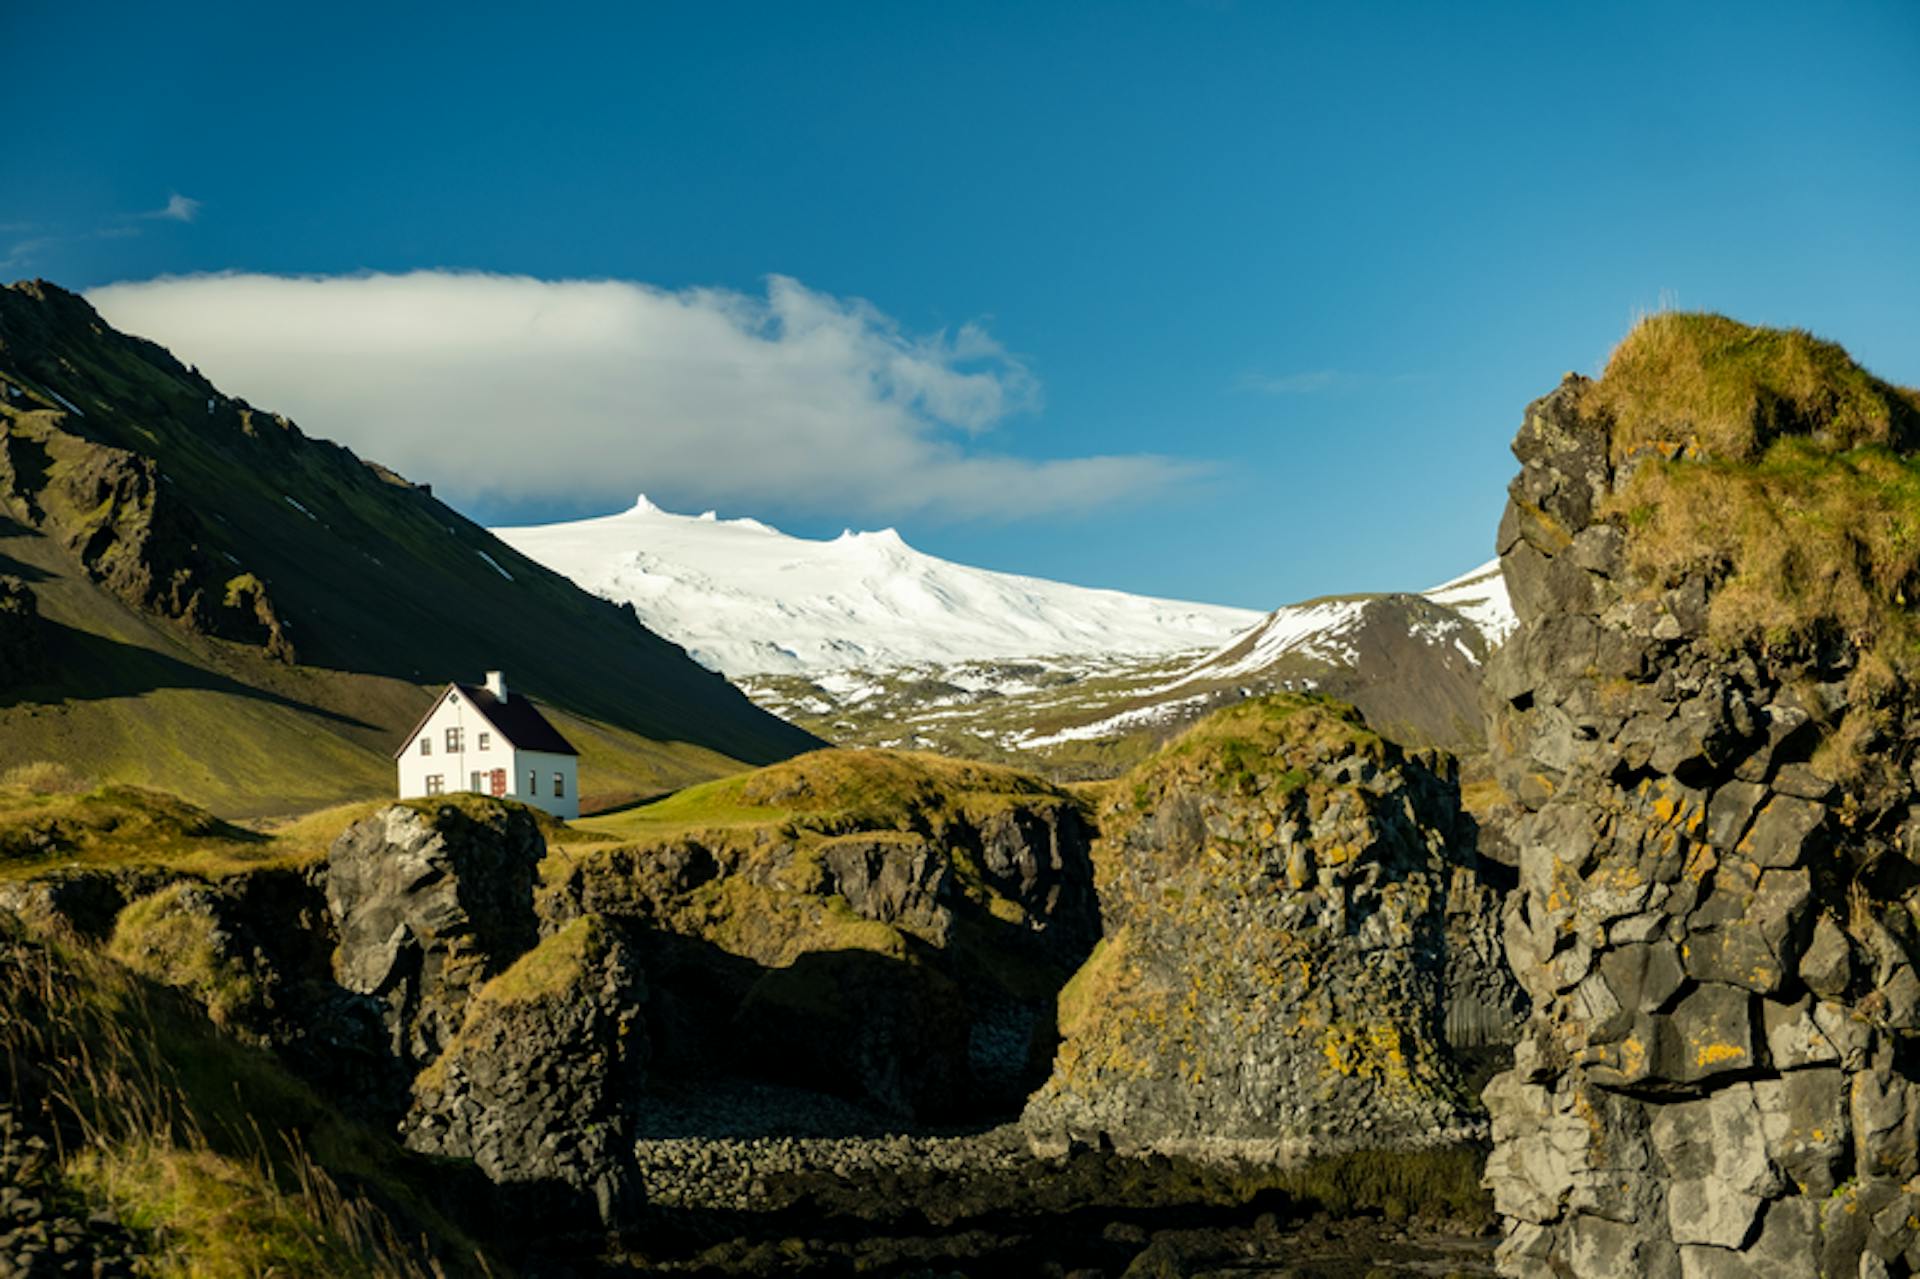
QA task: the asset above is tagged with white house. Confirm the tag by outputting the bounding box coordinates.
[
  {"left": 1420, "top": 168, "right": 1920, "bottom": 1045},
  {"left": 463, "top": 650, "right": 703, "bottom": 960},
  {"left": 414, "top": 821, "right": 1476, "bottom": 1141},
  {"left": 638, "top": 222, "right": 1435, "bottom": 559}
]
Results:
[{"left": 393, "top": 671, "right": 581, "bottom": 820}]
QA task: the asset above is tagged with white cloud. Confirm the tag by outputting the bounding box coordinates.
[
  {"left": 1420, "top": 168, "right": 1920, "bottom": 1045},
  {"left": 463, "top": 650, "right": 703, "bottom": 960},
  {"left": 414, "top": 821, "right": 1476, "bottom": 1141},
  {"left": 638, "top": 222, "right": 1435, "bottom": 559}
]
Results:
[
  {"left": 1238, "top": 369, "right": 1344, "bottom": 395},
  {"left": 149, "top": 193, "right": 202, "bottom": 223},
  {"left": 86, "top": 271, "right": 1201, "bottom": 520}
]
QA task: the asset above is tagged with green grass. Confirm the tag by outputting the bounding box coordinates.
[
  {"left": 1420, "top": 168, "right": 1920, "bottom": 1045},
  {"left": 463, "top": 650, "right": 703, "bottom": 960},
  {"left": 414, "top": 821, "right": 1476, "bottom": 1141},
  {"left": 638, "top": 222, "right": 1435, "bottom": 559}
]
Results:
[
  {"left": 575, "top": 746, "right": 1077, "bottom": 843},
  {"left": 0, "top": 780, "right": 291, "bottom": 880},
  {"left": 0, "top": 917, "right": 498, "bottom": 1277},
  {"left": 107, "top": 883, "right": 264, "bottom": 1026},
  {"left": 472, "top": 914, "right": 613, "bottom": 1006},
  {"left": 0, "top": 778, "right": 518, "bottom": 881}
]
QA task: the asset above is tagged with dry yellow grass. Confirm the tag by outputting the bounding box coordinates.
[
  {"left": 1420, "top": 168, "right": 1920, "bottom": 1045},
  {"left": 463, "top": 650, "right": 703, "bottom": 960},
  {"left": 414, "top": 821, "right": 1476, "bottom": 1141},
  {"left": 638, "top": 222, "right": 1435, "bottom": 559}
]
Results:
[
  {"left": 1586, "top": 311, "right": 1920, "bottom": 462},
  {"left": 1, "top": 918, "right": 491, "bottom": 1276}
]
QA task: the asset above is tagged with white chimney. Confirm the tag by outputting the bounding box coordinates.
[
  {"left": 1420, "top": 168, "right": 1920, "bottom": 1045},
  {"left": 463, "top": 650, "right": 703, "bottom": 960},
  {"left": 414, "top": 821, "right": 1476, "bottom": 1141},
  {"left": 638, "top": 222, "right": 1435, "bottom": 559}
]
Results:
[{"left": 485, "top": 670, "right": 508, "bottom": 700}]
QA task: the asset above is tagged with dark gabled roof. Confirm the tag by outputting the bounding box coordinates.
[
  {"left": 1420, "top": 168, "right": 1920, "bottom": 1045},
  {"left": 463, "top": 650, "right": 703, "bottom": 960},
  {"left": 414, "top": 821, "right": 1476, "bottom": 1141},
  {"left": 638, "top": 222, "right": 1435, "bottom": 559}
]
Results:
[{"left": 391, "top": 683, "right": 580, "bottom": 759}]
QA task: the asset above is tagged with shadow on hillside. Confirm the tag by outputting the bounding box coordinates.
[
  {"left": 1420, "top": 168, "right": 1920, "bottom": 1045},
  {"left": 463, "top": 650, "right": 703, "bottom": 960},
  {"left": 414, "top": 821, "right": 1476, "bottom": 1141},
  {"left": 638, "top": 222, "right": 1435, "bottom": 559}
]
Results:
[
  {"left": 3, "top": 619, "right": 376, "bottom": 729},
  {"left": 0, "top": 518, "right": 53, "bottom": 583}
]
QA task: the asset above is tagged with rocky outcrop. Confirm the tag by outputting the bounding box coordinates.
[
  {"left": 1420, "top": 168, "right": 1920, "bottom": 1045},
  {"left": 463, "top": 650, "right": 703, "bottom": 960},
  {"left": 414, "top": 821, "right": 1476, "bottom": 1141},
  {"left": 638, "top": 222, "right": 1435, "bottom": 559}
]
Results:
[
  {"left": 0, "top": 866, "right": 181, "bottom": 940},
  {"left": 327, "top": 799, "right": 544, "bottom": 1073},
  {"left": 0, "top": 411, "right": 295, "bottom": 661},
  {"left": 546, "top": 751, "right": 1099, "bottom": 1121},
  {"left": 1022, "top": 694, "right": 1523, "bottom": 1162},
  {"left": 402, "top": 915, "right": 647, "bottom": 1232},
  {"left": 1482, "top": 329, "right": 1920, "bottom": 1277},
  {"left": 0, "top": 576, "right": 44, "bottom": 686}
]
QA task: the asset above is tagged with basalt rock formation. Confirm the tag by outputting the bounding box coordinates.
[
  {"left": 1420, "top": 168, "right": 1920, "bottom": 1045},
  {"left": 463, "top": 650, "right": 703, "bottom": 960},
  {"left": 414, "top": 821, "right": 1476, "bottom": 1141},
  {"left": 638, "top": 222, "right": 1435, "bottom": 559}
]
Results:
[
  {"left": 327, "top": 798, "right": 545, "bottom": 1073},
  {"left": 402, "top": 914, "right": 649, "bottom": 1232},
  {"left": 546, "top": 749, "right": 1100, "bottom": 1121},
  {"left": 1482, "top": 315, "right": 1920, "bottom": 1277},
  {"left": 1022, "top": 694, "right": 1523, "bottom": 1162}
]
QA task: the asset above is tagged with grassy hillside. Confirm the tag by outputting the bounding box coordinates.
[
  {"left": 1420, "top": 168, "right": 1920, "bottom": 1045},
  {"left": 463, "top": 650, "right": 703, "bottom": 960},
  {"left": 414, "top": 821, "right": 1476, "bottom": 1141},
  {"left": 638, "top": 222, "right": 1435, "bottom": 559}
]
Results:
[
  {"left": 0, "top": 281, "right": 817, "bottom": 815},
  {"left": 1, "top": 914, "right": 500, "bottom": 1277}
]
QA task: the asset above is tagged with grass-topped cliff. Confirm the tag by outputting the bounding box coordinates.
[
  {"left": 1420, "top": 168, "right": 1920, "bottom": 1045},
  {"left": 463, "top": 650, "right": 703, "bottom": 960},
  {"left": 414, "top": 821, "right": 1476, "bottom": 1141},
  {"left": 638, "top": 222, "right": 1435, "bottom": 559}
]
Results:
[
  {"left": 0, "top": 280, "right": 817, "bottom": 816},
  {"left": 1571, "top": 313, "right": 1920, "bottom": 789},
  {"left": 550, "top": 747, "right": 1100, "bottom": 1117},
  {"left": 1592, "top": 313, "right": 1920, "bottom": 662}
]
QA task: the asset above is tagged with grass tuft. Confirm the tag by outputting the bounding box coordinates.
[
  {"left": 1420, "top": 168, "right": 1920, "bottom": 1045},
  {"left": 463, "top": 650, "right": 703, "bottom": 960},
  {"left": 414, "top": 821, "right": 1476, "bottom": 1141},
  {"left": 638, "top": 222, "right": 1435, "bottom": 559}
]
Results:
[
  {"left": 1585, "top": 311, "right": 1920, "bottom": 463},
  {"left": 1, "top": 759, "right": 90, "bottom": 794},
  {"left": 472, "top": 914, "right": 610, "bottom": 1007}
]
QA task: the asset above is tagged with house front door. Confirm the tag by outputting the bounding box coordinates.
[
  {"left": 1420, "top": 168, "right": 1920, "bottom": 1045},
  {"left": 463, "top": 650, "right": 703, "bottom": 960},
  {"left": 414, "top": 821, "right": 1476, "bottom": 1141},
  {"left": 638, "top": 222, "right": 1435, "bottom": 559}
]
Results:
[{"left": 490, "top": 768, "right": 507, "bottom": 798}]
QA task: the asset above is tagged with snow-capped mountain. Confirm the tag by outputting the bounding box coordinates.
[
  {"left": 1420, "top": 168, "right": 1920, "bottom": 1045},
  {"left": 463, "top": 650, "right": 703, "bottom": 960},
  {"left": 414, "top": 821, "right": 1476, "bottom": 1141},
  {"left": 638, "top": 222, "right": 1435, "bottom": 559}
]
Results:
[
  {"left": 492, "top": 496, "right": 1266, "bottom": 676},
  {"left": 1167, "top": 559, "right": 1515, "bottom": 690},
  {"left": 495, "top": 495, "right": 1517, "bottom": 772}
]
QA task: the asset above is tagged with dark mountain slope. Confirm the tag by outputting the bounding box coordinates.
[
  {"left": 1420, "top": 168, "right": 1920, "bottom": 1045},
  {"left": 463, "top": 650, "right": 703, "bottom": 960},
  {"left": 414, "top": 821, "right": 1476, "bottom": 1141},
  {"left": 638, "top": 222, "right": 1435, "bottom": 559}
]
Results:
[{"left": 0, "top": 280, "right": 818, "bottom": 815}]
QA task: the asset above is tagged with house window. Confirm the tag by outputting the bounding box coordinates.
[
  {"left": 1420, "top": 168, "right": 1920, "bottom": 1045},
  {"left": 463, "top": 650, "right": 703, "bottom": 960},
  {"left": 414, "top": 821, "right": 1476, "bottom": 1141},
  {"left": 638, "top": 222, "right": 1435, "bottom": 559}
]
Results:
[
  {"left": 553, "top": 773, "right": 565, "bottom": 798},
  {"left": 478, "top": 732, "right": 491, "bottom": 751},
  {"left": 470, "top": 771, "right": 482, "bottom": 792},
  {"left": 418, "top": 738, "right": 431, "bottom": 756},
  {"left": 425, "top": 774, "right": 445, "bottom": 796},
  {"left": 528, "top": 770, "right": 537, "bottom": 795},
  {"left": 446, "top": 727, "right": 463, "bottom": 753}
]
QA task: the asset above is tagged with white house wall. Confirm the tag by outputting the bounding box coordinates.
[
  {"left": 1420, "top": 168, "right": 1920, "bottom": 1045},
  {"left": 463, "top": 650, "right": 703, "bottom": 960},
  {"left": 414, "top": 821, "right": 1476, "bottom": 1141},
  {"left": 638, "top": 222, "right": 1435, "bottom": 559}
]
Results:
[
  {"left": 512, "top": 749, "right": 580, "bottom": 821},
  {"left": 395, "top": 691, "right": 580, "bottom": 820}
]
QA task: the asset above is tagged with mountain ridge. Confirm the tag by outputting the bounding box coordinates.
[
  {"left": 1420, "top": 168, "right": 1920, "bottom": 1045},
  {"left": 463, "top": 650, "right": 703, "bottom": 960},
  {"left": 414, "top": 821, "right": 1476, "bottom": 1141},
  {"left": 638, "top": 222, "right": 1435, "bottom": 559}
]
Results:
[{"left": 493, "top": 495, "right": 1266, "bottom": 676}]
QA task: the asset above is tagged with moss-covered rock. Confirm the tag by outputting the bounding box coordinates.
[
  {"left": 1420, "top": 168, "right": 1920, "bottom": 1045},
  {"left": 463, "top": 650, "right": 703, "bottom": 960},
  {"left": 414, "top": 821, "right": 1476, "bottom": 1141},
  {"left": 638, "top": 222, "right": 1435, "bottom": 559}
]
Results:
[
  {"left": 548, "top": 749, "right": 1099, "bottom": 1120},
  {"left": 1022, "top": 694, "right": 1520, "bottom": 1164},
  {"left": 402, "top": 914, "right": 647, "bottom": 1234},
  {"left": 1483, "top": 315, "right": 1920, "bottom": 1276}
]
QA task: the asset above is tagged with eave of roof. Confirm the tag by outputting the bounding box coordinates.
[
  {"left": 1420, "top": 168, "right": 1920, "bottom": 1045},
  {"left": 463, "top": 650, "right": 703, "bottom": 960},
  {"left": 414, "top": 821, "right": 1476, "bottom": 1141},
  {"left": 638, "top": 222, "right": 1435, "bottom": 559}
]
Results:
[{"left": 390, "top": 684, "right": 581, "bottom": 759}]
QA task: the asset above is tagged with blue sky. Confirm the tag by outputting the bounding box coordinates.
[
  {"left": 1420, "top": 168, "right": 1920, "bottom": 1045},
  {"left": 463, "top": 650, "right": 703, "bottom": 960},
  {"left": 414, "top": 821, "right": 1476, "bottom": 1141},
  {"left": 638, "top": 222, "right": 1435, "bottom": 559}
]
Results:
[{"left": 7, "top": 1, "right": 1919, "bottom": 608}]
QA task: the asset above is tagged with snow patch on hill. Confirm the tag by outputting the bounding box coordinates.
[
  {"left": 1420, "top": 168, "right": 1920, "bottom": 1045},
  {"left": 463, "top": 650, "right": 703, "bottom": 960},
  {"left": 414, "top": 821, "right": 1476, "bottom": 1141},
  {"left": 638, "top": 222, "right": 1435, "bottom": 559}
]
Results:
[{"left": 1421, "top": 560, "right": 1516, "bottom": 644}]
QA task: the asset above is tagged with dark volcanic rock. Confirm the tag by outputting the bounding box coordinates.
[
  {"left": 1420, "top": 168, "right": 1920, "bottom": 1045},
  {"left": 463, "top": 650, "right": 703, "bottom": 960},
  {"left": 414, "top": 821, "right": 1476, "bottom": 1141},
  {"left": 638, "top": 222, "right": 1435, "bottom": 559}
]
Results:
[
  {"left": 1022, "top": 694, "right": 1523, "bottom": 1162},
  {"left": 402, "top": 914, "right": 647, "bottom": 1232},
  {"left": 104, "top": 865, "right": 400, "bottom": 1113},
  {"left": 0, "top": 575, "right": 44, "bottom": 685},
  {"left": 1482, "top": 358, "right": 1920, "bottom": 1276},
  {"left": 545, "top": 758, "right": 1100, "bottom": 1122},
  {"left": 327, "top": 799, "right": 544, "bottom": 1073}
]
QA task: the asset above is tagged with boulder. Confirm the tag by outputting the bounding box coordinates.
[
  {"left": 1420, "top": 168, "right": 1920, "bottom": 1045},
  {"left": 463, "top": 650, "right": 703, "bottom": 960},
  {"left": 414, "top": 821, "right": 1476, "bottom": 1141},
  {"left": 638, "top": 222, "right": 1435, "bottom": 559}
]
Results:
[
  {"left": 327, "top": 798, "right": 543, "bottom": 1072},
  {"left": 1021, "top": 694, "right": 1523, "bottom": 1162},
  {"left": 402, "top": 915, "right": 647, "bottom": 1233}
]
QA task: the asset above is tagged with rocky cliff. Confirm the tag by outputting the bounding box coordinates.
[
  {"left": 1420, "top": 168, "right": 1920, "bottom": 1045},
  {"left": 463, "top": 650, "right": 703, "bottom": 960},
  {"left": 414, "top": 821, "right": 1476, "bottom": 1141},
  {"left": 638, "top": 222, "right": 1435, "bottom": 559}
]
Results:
[
  {"left": 1482, "top": 314, "right": 1920, "bottom": 1276},
  {"left": 328, "top": 798, "right": 545, "bottom": 1073},
  {"left": 402, "top": 913, "right": 649, "bottom": 1233},
  {"left": 1022, "top": 693, "right": 1523, "bottom": 1163},
  {"left": 547, "top": 749, "right": 1100, "bottom": 1121}
]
